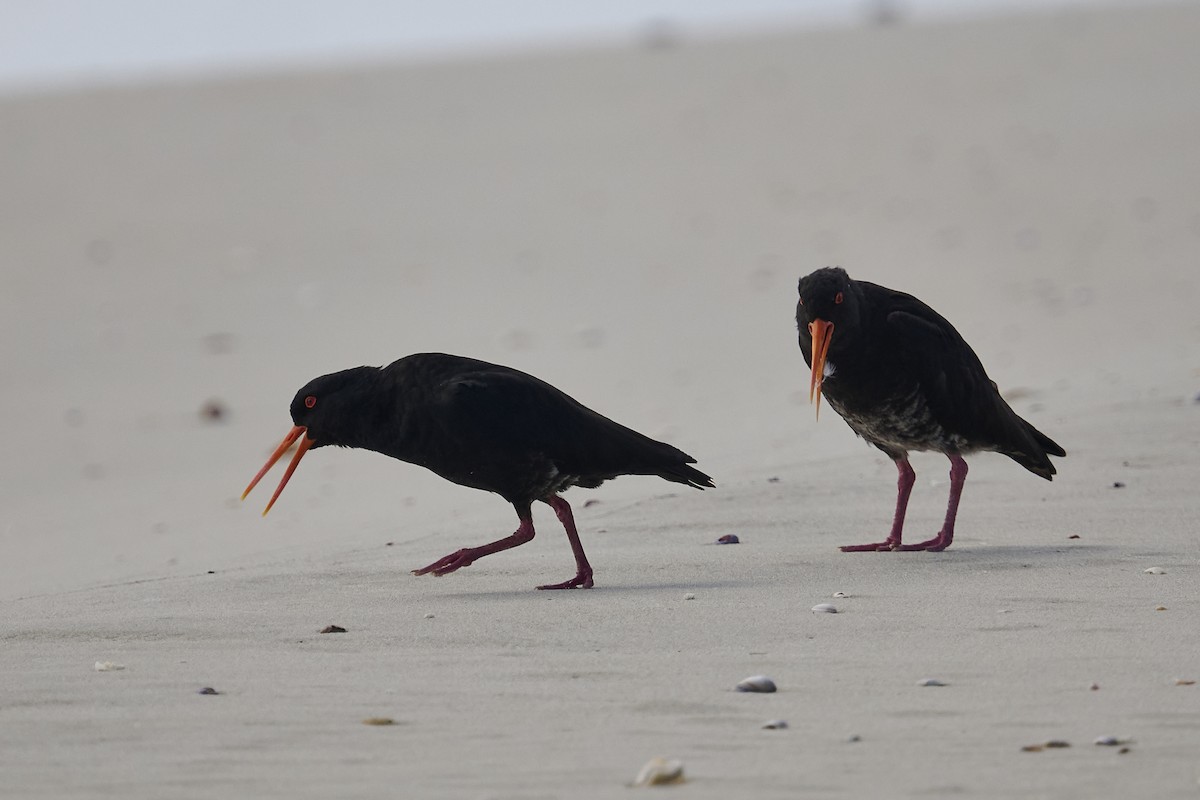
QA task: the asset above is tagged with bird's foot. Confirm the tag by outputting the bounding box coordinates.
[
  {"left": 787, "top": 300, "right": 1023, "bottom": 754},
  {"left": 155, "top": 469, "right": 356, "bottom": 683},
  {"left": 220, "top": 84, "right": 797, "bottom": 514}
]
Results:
[
  {"left": 840, "top": 539, "right": 901, "bottom": 552},
  {"left": 894, "top": 532, "right": 952, "bottom": 552},
  {"left": 411, "top": 548, "right": 477, "bottom": 577},
  {"left": 536, "top": 569, "right": 594, "bottom": 590}
]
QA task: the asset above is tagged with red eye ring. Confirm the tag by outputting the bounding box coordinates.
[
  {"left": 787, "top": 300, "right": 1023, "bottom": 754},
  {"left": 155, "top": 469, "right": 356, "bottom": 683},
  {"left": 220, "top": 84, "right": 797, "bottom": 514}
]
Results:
[
  {"left": 798, "top": 296, "right": 804, "bottom": 306},
  {"left": 834, "top": 291, "right": 844, "bottom": 305},
  {"left": 304, "top": 396, "right": 317, "bottom": 409}
]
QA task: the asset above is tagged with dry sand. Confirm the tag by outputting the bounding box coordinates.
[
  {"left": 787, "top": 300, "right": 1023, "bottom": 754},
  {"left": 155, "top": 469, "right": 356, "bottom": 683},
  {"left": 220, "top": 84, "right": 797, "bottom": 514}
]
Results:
[{"left": 2, "top": 3, "right": 1198, "bottom": 797}]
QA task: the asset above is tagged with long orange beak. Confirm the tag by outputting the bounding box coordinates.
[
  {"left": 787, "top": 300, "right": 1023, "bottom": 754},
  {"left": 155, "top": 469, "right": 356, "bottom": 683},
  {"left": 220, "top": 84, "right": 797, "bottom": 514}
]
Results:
[
  {"left": 241, "top": 425, "right": 316, "bottom": 516},
  {"left": 807, "top": 319, "right": 834, "bottom": 420}
]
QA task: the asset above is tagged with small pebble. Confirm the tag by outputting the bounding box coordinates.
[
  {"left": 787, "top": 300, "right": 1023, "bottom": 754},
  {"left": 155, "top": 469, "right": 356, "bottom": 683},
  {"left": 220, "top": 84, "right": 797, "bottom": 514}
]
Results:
[
  {"left": 683, "top": 593, "right": 696, "bottom": 601},
  {"left": 1068, "top": 534, "right": 1081, "bottom": 539},
  {"left": 1175, "top": 679, "right": 1195, "bottom": 686},
  {"left": 917, "top": 678, "right": 946, "bottom": 687},
  {"left": 762, "top": 719, "right": 788, "bottom": 730},
  {"left": 94, "top": 661, "right": 125, "bottom": 672},
  {"left": 846, "top": 734, "right": 862, "bottom": 743},
  {"left": 1118, "top": 747, "right": 1131, "bottom": 754},
  {"left": 362, "top": 717, "right": 395, "bottom": 726},
  {"left": 767, "top": 476, "right": 780, "bottom": 483},
  {"left": 199, "top": 399, "right": 228, "bottom": 423},
  {"left": 811, "top": 603, "right": 838, "bottom": 614},
  {"left": 1112, "top": 481, "right": 1125, "bottom": 488},
  {"left": 197, "top": 687, "right": 219, "bottom": 695},
  {"left": 736, "top": 675, "right": 777, "bottom": 693},
  {"left": 1045, "top": 740, "right": 1071, "bottom": 749},
  {"left": 385, "top": 541, "right": 394, "bottom": 546},
  {"left": 423, "top": 613, "right": 435, "bottom": 619},
  {"left": 1022, "top": 740, "right": 1071, "bottom": 752},
  {"left": 1144, "top": 567, "right": 1167, "bottom": 574},
  {"left": 207, "top": 570, "right": 216, "bottom": 574},
  {"left": 716, "top": 534, "right": 740, "bottom": 544},
  {"left": 832, "top": 591, "right": 848, "bottom": 598},
  {"left": 1094, "top": 736, "right": 1128, "bottom": 746},
  {"left": 633, "top": 756, "right": 685, "bottom": 787},
  {"left": 1156, "top": 606, "right": 1167, "bottom": 611},
  {"left": 320, "top": 625, "right": 347, "bottom": 634},
  {"left": 1090, "top": 683, "right": 1100, "bottom": 691}
]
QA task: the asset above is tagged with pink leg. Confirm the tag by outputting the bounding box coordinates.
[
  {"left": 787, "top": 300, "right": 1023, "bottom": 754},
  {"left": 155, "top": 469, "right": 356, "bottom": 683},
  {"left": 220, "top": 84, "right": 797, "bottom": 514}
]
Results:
[
  {"left": 895, "top": 454, "right": 967, "bottom": 552},
  {"left": 412, "top": 505, "right": 535, "bottom": 577},
  {"left": 537, "top": 495, "right": 594, "bottom": 590},
  {"left": 841, "top": 458, "right": 915, "bottom": 552}
]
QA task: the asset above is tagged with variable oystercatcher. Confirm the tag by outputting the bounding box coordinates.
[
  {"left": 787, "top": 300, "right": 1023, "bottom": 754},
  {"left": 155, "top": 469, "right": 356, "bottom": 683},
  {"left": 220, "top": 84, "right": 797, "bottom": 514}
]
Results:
[
  {"left": 795, "top": 267, "right": 1064, "bottom": 552},
  {"left": 242, "top": 353, "right": 713, "bottom": 589}
]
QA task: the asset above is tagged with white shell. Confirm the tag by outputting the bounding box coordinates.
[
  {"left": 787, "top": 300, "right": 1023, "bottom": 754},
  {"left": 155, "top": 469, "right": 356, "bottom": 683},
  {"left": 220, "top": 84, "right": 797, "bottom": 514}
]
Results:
[
  {"left": 423, "top": 613, "right": 435, "bottom": 619},
  {"left": 684, "top": 593, "right": 696, "bottom": 601},
  {"left": 832, "top": 591, "right": 848, "bottom": 598},
  {"left": 94, "top": 661, "right": 125, "bottom": 672},
  {"left": 762, "top": 719, "right": 788, "bottom": 730},
  {"left": 736, "top": 675, "right": 777, "bottom": 693},
  {"left": 811, "top": 603, "right": 838, "bottom": 613},
  {"left": 1144, "top": 567, "right": 1167, "bottom": 574},
  {"left": 634, "top": 757, "right": 685, "bottom": 786},
  {"left": 917, "top": 678, "right": 947, "bottom": 687}
]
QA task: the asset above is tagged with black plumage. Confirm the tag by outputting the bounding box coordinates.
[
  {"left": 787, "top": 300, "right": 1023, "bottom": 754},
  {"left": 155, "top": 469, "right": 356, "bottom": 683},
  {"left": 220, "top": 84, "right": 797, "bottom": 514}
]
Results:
[
  {"left": 795, "top": 267, "right": 1065, "bottom": 551},
  {"left": 242, "top": 353, "right": 713, "bottom": 589}
]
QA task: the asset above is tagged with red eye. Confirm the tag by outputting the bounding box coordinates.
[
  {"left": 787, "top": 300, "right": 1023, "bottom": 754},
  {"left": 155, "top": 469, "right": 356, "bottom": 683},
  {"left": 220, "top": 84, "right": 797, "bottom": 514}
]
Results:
[
  {"left": 304, "top": 396, "right": 317, "bottom": 409},
  {"left": 834, "top": 291, "right": 844, "bottom": 305},
  {"left": 798, "top": 296, "right": 804, "bottom": 306}
]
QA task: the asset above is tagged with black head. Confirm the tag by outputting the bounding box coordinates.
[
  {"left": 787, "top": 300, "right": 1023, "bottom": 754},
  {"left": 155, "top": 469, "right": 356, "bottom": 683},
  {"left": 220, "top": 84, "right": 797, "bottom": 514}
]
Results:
[
  {"left": 242, "top": 365, "right": 379, "bottom": 515},
  {"left": 796, "top": 267, "right": 861, "bottom": 418}
]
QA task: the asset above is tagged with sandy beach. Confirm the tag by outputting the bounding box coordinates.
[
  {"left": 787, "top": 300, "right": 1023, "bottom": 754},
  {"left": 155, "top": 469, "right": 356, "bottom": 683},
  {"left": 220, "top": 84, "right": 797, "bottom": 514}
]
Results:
[{"left": 2, "top": 3, "right": 1198, "bottom": 797}]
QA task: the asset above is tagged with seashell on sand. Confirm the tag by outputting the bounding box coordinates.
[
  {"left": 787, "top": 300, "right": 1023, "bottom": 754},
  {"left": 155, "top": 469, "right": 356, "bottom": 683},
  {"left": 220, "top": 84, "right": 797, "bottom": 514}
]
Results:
[
  {"left": 1144, "top": 567, "right": 1166, "bottom": 574},
  {"left": 94, "top": 661, "right": 125, "bottom": 672},
  {"left": 811, "top": 603, "right": 837, "bottom": 613},
  {"left": 684, "top": 593, "right": 696, "bottom": 600},
  {"left": 917, "top": 678, "right": 946, "bottom": 687},
  {"left": 716, "top": 534, "right": 740, "bottom": 544},
  {"left": 762, "top": 719, "right": 788, "bottom": 730},
  {"left": 634, "top": 757, "right": 685, "bottom": 786},
  {"left": 832, "top": 591, "right": 848, "bottom": 598},
  {"left": 736, "top": 675, "right": 777, "bottom": 693},
  {"left": 197, "top": 687, "right": 219, "bottom": 695}
]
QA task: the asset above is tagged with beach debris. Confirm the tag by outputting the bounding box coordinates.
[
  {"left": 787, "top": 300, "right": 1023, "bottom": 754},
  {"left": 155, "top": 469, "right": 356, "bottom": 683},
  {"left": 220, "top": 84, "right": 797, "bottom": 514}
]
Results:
[
  {"left": 716, "top": 534, "right": 740, "bottom": 544},
  {"left": 1175, "top": 679, "right": 1195, "bottom": 686},
  {"left": 767, "top": 476, "right": 781, "bottom": 483},
  {"left": 736, "top": 675, "right": 777, "bottom": 693},
  {"left": 423, "top": 613, "right": 435, "bottom": 619},
  {"left": 1144, "top": 567, "right": 1167, "bottom": 575},
  {"left": 362, "top": 717, "right": 395, "bottom": 726},
  {"left": 684, "top": 593, "right": 696, "bottom": 601},
  {"left": 832, "top": 591, "right": 848, "bottom": 598},
  {"left": 1022, "top": 740, "right": 1071, "bottom": 752},
  {"left": 94, "top": 661, "right": 125, "bottom": 672},
  {"left": 199, "top": 398, "right": 228, "bottom": 423},
  {"left": 917, "top": 678, "right": 946, "bottom": 687},
  {"left": 1094, "top": 736, "right": 1130, "bottom": 746},
  {"left": 320, "top": 625, "right": 347, "bottom": 634},
  {"left": 1112, "top": 481, "right": 1125, "bottom": 488},
  {"left": 762, "top": 719, "right": 788, "bottom": 730},
  {"left": 811, "top": 603, "right": 838, "bottom": 613},
  {"left": 1068, "top": 534, "right": 1081, "bottom": 539},
  {"left": 197, "top": 687, "right": 219, "bottom": 695},
  {"left": 385, "top": 541, "right": 394, "bottom": 546},
  {"left": 1119, "top": 747, "right": 1131, "bottom": 754},
  {"left": 1090, "top": 683, "right": 1100, "bottom": 691},
  {"left": 847, "top": 734, "right": 862, "bottom": 743},
  {"left": 1156, "top": 606, "right": 1167, "bottom": 611},
  {"left": 633, "top": 757, "right": 685, "bottom": 787}
]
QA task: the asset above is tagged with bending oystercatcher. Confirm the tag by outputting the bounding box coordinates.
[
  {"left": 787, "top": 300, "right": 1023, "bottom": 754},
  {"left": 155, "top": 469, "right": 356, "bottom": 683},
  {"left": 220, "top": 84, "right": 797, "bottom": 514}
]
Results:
[
  {"left": 242, "top": 353, "right": 713, "bottom": 588},
  {"left": 795, "top": 267, "right": 1064, "bottom": 552}
]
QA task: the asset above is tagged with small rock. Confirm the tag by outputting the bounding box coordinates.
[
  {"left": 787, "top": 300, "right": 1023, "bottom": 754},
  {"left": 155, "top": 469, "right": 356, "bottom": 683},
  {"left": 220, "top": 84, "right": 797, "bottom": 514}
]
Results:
[
  {"left": 1068, "top": 534, "right": 1081, "bottom": 539},
  {"left": 1118, "top": 747, "right": 1131, "bottom": 754},
  {"left": 634, "top": 756, "right": 685, "bottom": 787},
  {"left": 767, "top": 476, "right": 781, "bottom": 483},
  {"left": 1112, "top": 481, "right": 1125, "bottom": 488},
  {"left": 197, "top": 687, "right": 219, "bottom": 695},
  {"left": 736, "top": 675, "right": 777, "bottom": 693},
  {"left": 199, "top": 399, "right": 228, "bottom": 423},
  {"left": 811, "top": 603, "right": 838, "bottom": 613},
  {"left": 385, "top": 541, "right": 394, "bottom": 546},
  {"left": 1144, "top": 567, "right": 1167, "bottom": 574},
  {"left": 716, "top": 534, "right": 740, "bottom": 544},
  {"left": 94, "top": 661, "right": 125, "bottom": 672},
  {"left": 1094, "top": 736, "right": 1129, "bottom": 746},
  {"left": 762, "top": 719, "right": 788, "bottom": 730},
  {"left": 1045, "top": 740, "right": 1071, "bottom": 749},
  {"left": 832, "top": 591, "right": 848, "bottom": 598},
  {"left": 1090, "top": 683, "right": 1100, "bottom": 691},
  {"left": 1156, "top": 606, "right": 1167, "bottom": 611},
  {"left": 423, "top": 613, "right": 435, "bottom": 619},
  {"left": 683, "top": 593, "right": 696, "bottom": 601},
  {"left": 847, "top": 734, "right": 862, "bottom": 743},
  {"left": 320, "top": 625, "right": 347, "bottom": 634},
  {"left": 917, "top": 678, "right": 946, "bottom": 687},
  {"left": 362, "top": 717, "right": 395, "bottom": 726}
]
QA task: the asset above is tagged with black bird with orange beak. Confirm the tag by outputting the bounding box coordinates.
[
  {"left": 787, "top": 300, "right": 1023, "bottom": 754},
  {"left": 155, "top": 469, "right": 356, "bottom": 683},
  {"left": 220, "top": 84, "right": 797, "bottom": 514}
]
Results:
[
  {"left": 795, "top": 267, "right": 1064, "bottom": 552},
  {"left": 242, "top": 353, "right": 713, "bottom": 589}
]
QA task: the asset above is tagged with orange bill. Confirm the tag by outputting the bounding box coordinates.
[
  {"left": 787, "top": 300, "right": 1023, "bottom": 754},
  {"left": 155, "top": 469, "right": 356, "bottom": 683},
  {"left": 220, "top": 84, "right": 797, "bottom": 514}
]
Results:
[
  {"left": 241, "top": 425, "right": 316, "bottom": 516},
  {"left": 807, "top": 319, "right": 834, "bottom": 420}
]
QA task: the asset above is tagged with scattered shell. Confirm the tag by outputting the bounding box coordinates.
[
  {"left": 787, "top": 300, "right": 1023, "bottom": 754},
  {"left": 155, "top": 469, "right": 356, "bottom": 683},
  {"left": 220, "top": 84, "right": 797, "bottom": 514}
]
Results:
[
  {"left": 320, "top": 625, "right": 347, "bottom": 634},
  {"left": 917, "top": 678, "right": 946, "bottom": 687},
  {"left": 1144, "top": 567, "right": 1167, "bottom": 574},
  {"left": 94, "top": 661, "right": 125, "bottom": 672},
  {"left": 811, "top": 603, "right": 838, "bottom": 613},
  {"left": 362, "top": 717, "right": 395, "bottom": 726},
  {"left": 1094, "top": 736, "right": 1130, "bottom": 746},
  {"left": 1156, "top": 606, "right": 1167, "bottom": 611},
  {"left": 634, "top": 757, "right": 685, "bottom": 787},
  {"left": 736, "top": 675, "right": 777, "bottom": 693},
  {"left": 197, "top": 687, "right": 219, "bottom": 695},
  {"left": 1175, "top": 679, "right": 1195, "bottom": 686},
  {"left": 423, "top": 613, "right": 435, "bottom": 619},
  {"left": 716, "top": 534, "right": 740, "bottom": 545},
  {"left": 832, "top": 591, "right": 848, "bottom": 598},
  {"left": 683, "top": 593, "right": 696, "bottom": 601},
  {"left": 762, "top": 719, "right": 788, "bottom": 730}
]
